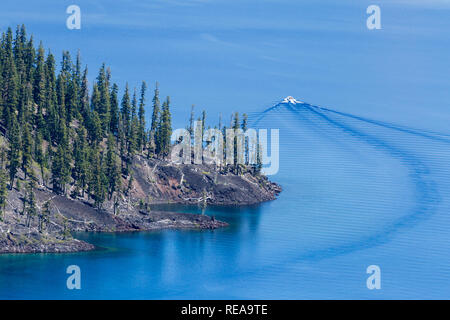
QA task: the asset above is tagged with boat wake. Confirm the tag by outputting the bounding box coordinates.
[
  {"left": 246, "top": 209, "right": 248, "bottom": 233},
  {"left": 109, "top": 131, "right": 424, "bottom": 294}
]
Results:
[{"left": 248, "top": 98, "right": 448, "bottom": 260}]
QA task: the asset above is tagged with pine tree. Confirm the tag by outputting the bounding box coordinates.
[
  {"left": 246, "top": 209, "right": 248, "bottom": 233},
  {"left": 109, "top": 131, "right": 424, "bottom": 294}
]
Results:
[
  {"left": 255, "top": 135, "right": 263, "bottom": 174},
  {"left": 0, "top": 167, "right": 8, "bottom": 221},
  {"left": 21, "top": 122, "right": 33, "bottom": 179},
  {"left": 61, "top": 50, "right": 72, "bottom": 76},
  {"left": 55, "top": 73, "right": 67, "bottom": 128},
  {"left": 1, "top": 28, "right": 19, "bottom": 129},
  {"left": 13, "top": 25, "right": 26, "bottom": 83},
  {"left": 233, "top": 112, "right": 240, "bottom": 168},
  {"left": 96, "top": 64, "right": 111, "bottom": 132},
  {"left": 25, "top": 179, "right": 37, "bottom": 227},
  {"left": 241, "top": 113, "right": 248, "bottom": 131},
  {"left": 138, "top": 81, "right": 147, "bottom": 152},
  {"left": 39, "top": 200, "right": 51, "bottom": 232},
  {"left": 88, "top": 109, "right": 102, "bottom": 144},
  {"left": 80, "top": 66, "right": 90, "bottom": 122},
  {"left": 73, "top": 126, "right": 88, "bottom": 196},
  {"left": 7, "top": 115, "right": 21, "bottom": 188},
  {"left": 128, "top": 88, "right": 139, "bottom": 156},
  {"left": 72, "top": 50, "right": 82, "bottom": 120},
  {"left": 156, "top": 97, "right": 172, "bottom": 158},
  {"left": 51, "top": 121, "right": 71, "bottom": 194},
  {"left": 34, "top": 131, "right": 47, "bottom": 186},
  {"left": 23, "top": 35, "right": 35, "bottom": 84},
  {"left": 33, "top": 41, "right": 46, "bottom": 110},
  {"left": 120, "top": 83, "right": 131, "bottom": 146},
  {"left": 105, "top": 134, "right": 121, "bottom": 200},
  {"left": 109, "top": 83, "right": 120, "bottom": 137},
  {"left": 149, "top": 82, "right": 160, "bottom": 156},
  {"left": 44, "top": 52, "right": 57, "bottom": 141},
  {"left": 89, "top": 149, "right": 106, "bottom": 209},
  {"left": 201, "top": 110, "right": 206, "bottom": 138},
  {"left": 0, "top": 26, "right": 190, "bottom": 215},
  {"left": 118, "top": 114, "right": 127, "bottom": 174},
  {"left": 188, "top": 104, "right": 195, "bottom": 140},
  {"left": 241, "top": 113, "right": 248, "bottom": 164}
]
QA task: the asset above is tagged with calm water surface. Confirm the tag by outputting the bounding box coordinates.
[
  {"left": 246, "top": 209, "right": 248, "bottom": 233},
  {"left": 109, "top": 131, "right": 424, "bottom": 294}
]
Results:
[{"left": 1, "top": 101, "right": 450, "bottom": 299}]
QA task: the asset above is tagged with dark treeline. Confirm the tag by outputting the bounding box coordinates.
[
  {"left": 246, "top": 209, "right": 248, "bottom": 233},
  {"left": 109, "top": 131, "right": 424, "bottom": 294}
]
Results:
[
  {"left": 0, "top": 25, "right": 260, "bottom": 222},
  {"left": 0, "top": 25, "right": 173, "bottom": 213}
]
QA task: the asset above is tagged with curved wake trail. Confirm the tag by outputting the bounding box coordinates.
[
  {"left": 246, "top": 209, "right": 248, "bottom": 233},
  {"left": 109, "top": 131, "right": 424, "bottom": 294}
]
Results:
[
  {"left": 295, "top": 103, "right": 439, "bottom": 256},
  {"left": 231, "top": 100, "right": 446, "bottom": 282}
]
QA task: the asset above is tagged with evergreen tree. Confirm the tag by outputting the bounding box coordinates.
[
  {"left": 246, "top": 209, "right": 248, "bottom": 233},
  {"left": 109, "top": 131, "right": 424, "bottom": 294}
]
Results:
[
  {"left": 0, "top": 26, "right": 211, "bottom": 215},
  {"left": 138, "top": 81, "right": 147, "bottom": 151},
  {"left": 23, "top": 35, "right": 35, "bottom": 84},
  {"left": 96, "top": 64, "right": 111, "bottom": 132},
  {"left": 188, "top": 104, "right": 195, "bottom": 140},
  {"left": 87, "top": 109, "right": 102, "bottom": 144},
  {"left": 73, "top": 126, "right": 88, "bottom": 196},
  {"left": 34, "top": 131, "right": 47, "bottom": 186},
  {"left": 89, "top": 148, "right": 107, "bottom": 209},
  {"left": 25, "top": 179, "right": 37, "bottom": 227},
  {"left": 7, "top": 115, "right": 21, "bottom": 188},
  {"left": 109, "top": 83, "right": 120, "bottom": 137},
  {"left": 156, "top": 97, "right": 172, "bottom": 158},
  {"left": 21, "top": 122, "right": 33, "bottom": 179},
  {"left": 51, "top": 121, "right": 71, "bottom": 194},
  {"left": 79, "top": 66, "right": 90, "bottom": 122},
  {"left": 128, "top": 88, "right": 139, "bottom": 156},
  {"left": 105, "top": 134, "right": 121, "bottom": 200},
  {"left": 1, "top": 28, "right": 19, "bottom": 129},
  {"left": 13, "top": 25, "right": 26, "bottom": 83},
  {"left": 44, "top": 52, "right": 57, "bottom": 141},
  {"left": 120, "top": 83, "right": 131, "bottom": 145},
  {"left": 241, "top": 113, "right": 249, "bottom": 164},
  {"left": 241, "top": 113, "right": 248, "bottom": 131},
  {"left": 33, "top": 42, "right": 46, "bottom": 111},
  {"left": 233, "top": 112, "right": 240, "bottom": 170},
  {"left": 71, "top": 50, "right": 82, "bottom": 121},
  {"left": 201, "top": 110, "right": 206, "bottom": 138},
  {"left": 149, "top": 82, "right": 160, "bottom": 156},
  {"left": 39, "top": 200, "right": 51, "bottom": 232},
  {"left": 55, "top": 73, "right": 67, "bottom": 128},
  {"left": 0, "top": 167, "right": 8, "bottom": 220}
]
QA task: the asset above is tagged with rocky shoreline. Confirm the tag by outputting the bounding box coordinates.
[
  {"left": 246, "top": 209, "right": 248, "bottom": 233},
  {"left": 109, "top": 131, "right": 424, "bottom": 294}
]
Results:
[
  {"left": 0, "top": 210, "right": 226, "bottom": 254},
  {"left": 0, "top": 156, "right": 280, "bottom": 254}
]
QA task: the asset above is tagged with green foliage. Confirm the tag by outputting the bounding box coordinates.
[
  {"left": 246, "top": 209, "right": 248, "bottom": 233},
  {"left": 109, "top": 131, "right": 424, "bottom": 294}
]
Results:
[
  {"left": 39, "top": 200, "right": 51, "bottom": 232},
  {"left": 138, "top": 81, "right": 147, "bottom": 152},
  {"left": 24, "top": 179, "right": 37, "bottom": 227},
  {"left": 51, "top": 121, "right": 71, "bottom": 194},
  {"left": 155, "top": 97, "right": 172, "bottom": 158},
  {"left": 105, "top": 134, "right": 121, "bottom": 200},
  {"left": 7, "top": 115, "right": 21, "bottom": 188},
  {"left": 73, "top": 126, "right": 88, "bottom": 195},
  {"left": 0, "top": 25, "right": 233, "bottom": 214},
  {"left": 21, "top": 122, "right": 33, "bottom": 178},
  {"left": 0, "top": 166, "right": 8, "bottom": 220}
]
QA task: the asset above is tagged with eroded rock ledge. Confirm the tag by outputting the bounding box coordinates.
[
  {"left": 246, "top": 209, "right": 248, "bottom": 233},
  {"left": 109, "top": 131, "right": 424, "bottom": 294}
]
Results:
[{"left": 0, "top": 156, "right": 280, "bottom": 254}]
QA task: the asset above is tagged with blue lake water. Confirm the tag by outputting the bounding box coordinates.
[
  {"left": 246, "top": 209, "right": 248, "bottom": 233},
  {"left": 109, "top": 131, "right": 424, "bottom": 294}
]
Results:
[{"left": 1, "top": 100, "right": 450, "bottom": 299}]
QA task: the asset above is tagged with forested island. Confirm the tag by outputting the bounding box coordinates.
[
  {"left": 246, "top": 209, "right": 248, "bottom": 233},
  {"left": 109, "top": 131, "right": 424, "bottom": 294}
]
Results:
[{"left": 0, "top": 25, "right": 281, "bottom": 253}]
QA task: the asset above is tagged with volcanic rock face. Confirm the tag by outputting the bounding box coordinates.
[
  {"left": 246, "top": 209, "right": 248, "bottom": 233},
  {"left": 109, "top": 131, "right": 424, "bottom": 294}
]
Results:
[
  {"left": 0, "top": 156, "right": 280, "bottom": 254},
  {"left": 130, "top": 156, "right": 282, "bottom": 206}
]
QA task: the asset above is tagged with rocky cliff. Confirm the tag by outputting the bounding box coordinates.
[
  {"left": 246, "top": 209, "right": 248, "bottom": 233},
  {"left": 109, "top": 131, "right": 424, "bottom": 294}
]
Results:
[{"left": 0, "top": 155, "right": 281, "bottom": 254}]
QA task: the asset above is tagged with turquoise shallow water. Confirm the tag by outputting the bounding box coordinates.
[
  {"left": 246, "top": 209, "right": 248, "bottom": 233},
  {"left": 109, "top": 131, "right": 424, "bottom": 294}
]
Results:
[{"left": 1, "top": 100, "right": 450, "bottom": 299}]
